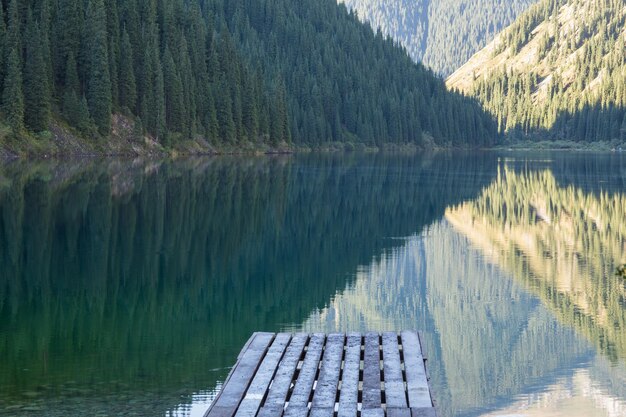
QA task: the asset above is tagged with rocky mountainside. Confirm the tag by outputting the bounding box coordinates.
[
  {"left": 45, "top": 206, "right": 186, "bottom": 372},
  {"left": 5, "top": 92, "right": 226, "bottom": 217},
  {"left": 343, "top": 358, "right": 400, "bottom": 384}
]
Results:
[{"left": 448, "top": 0, "right": 626, "bottom": 143}]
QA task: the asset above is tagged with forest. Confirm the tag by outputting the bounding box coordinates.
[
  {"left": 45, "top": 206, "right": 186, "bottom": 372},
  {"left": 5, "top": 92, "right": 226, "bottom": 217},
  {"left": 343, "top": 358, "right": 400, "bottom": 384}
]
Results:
[
  {"left": 0, "top": 0, "right": 498, "bottom": 155},
  {"left": 339, "top": 0, "right": 536, "bottom": 76},
  {"left": 461, "top": 0, "right": 626, "bottom": 143}
]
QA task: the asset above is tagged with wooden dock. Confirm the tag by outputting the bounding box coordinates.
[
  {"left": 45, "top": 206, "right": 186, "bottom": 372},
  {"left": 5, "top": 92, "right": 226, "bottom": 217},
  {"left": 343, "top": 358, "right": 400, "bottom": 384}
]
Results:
[{"left": 204, "top": 332, "right": 437, "bottom": 417}]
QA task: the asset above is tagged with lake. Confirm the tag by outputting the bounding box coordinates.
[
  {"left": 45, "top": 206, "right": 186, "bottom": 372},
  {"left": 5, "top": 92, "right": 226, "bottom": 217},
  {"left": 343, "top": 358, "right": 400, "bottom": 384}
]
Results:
[{"left": 0, "top": 152, "right": 625, "bottom": 417}]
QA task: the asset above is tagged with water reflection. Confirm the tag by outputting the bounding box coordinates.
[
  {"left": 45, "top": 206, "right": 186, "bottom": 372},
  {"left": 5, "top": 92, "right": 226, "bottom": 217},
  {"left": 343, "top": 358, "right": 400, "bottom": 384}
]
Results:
[
  {"left": 297, "top": 222, "right": 606, "bottom": 417},
  {"left": 1, "top": 153, "right": 625, "bottom": 416},
  {"left": 446, "top": 167, "right": 626, "bottom": 362},
  {"left": 295, "top": 154, "right": 626, "bottom": 417},
  {"left": 0, "top": 154, "right": 497, "bottom": 416}
]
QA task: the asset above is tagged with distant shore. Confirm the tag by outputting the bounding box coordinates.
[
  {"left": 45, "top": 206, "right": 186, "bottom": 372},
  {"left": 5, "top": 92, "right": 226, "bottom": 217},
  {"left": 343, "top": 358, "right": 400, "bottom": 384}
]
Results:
[{"left": 2, "top": 118, "right": 624, "bottom": 161}]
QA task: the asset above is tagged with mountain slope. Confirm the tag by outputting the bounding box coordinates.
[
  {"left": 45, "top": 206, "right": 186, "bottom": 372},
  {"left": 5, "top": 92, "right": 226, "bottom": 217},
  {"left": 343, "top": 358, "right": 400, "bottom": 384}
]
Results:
[
  {"left": 339, "top": 0, "right": 536, "bottom": 76},
  {"left": 448, "top": 0, "right": 626, "bottom": 143},
  {"left": 0, "top": 0, "right": 498, "bottom": 156},
  {"left": 210, "top": 0, "right": 498, "bottom": 147}
]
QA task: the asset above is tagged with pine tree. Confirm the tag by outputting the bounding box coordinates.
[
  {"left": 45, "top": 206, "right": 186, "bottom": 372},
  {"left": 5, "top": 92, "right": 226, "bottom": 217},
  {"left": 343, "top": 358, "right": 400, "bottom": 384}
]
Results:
[
  {"left": 162, "top": 46, "right": 184, "bottom": 133},
  {"left": 216, "top": 75, "right": 236, "bottom": 144},
  {"left": 23, "top": 13, "right": 51, "bottom": 132},
  {"left": 63, "top": 52, "right": 92, "bottom": 134},
  {"left": 106, "top": 0, "right": 120, "bottom": 108},
  {"left": 38, "top": 0, "right": 54, "bottom": 93},
  {"left": 0, "top": 5, "right": 7, "bottom": 87},
  {"left": 2, "top": 48, "right": 24, "bottom": 132},
  {"left": 118, "top": 29, "right": 137, "bottom": 112},
  {"left": 154, "top": 64, "right": 166, "bottom": 143},
  {"left": 85, "top": 0, "right": 112, "bottom": 135},
  {"left": 5, "top": 0, "right": 20, "bottom": 58},
  {"left": 242, "top": 74, "right": 260, "bottom": 142},
  {"left": 54, "top": 0, "right": 83, "bottom": 86}
]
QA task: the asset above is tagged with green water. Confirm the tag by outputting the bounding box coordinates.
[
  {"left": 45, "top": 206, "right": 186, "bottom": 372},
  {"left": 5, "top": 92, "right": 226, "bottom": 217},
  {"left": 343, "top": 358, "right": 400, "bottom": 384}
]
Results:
[{"left": 0, "top": 153, "right": 625, "bottom": 417}]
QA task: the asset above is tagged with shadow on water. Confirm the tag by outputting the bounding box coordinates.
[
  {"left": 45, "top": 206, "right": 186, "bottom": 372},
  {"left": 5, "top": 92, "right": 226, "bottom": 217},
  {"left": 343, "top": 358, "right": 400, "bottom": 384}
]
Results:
[{"left": 0, "top": 153, "right": 498, "bottom": 416}]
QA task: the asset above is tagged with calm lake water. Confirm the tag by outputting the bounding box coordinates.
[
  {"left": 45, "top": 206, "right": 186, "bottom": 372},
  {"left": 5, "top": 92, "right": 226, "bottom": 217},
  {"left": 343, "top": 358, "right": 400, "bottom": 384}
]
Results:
[{"left": 0, "top": 152, "right": 625, "bottom": 417}]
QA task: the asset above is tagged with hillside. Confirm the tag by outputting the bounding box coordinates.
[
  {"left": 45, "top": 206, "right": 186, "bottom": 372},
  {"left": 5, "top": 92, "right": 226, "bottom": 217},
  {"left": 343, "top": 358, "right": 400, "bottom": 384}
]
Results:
[
  {"left": 0, "top": 0, "right": 498, "bottom": 157},
  {"left": 338, "top": 0, "right": 536, "bottom": 76},
  {"left": 447, "top": 0, "right": 626, "bottom": 143}
]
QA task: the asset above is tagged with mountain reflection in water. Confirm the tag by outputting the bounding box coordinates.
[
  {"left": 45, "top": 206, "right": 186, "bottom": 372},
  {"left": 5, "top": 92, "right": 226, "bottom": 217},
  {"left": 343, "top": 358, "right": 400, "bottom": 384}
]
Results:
[{"left": 0, "top": 153, "right": 625, "bottom": 417}]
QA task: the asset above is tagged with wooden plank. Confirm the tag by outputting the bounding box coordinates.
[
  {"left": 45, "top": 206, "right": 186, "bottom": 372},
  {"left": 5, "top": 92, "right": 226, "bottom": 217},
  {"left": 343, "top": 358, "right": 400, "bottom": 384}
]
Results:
[
  {"left": 236, "top": 333, "right": 292, "bottom": 417},
  {"left": 264, "top": 333, "right": 309, "bottom": 408},
  {"left": 411, "top": 408, "right": 438, "bottom": 417},
  {"left": 283, "top": 406, "right": 310, "bottom": 417},
  {"left": 312, "top": 333, "right": 344, "bottom": 408},
  {"left": 256, "top": 405, "right": 284, "bottom": 417},
  {"left": 401, "top": 331, "right": 432, "bottom": 408},
  {"left": 309, "top": 408, "right": 334, "bottom": 417},
  {"left": 337, "top": 333, "right": 361, "bottom": 417},
  {"left": 362, "top": 332, "right": 381, "bottom": 409},
  {"left": 287, "top": 333, "right": 325, "bottom": 407},
  {"left": 387, "top": 408, "right": 412, "bottom": 417},
  {"left": 205, "top": 332, "right": 275, "bottom": 417},
  {"left": 361, "top": 409, "right": 384, "bottom": 417},
  {"left": 382, "top": 332, "right": 407, "bottom": 408}
]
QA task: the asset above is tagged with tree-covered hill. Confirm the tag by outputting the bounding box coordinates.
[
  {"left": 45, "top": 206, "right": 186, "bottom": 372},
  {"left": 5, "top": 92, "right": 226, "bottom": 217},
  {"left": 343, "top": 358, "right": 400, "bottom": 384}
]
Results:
[
  {"left": 0, "top": 0, "right": 498, "bottom": 156},
  {"left": 339, "top": 0, "right": 536, "bottom": 76},
  {"left": 447, "top": 0, "right": 626, "bottom": 144}
]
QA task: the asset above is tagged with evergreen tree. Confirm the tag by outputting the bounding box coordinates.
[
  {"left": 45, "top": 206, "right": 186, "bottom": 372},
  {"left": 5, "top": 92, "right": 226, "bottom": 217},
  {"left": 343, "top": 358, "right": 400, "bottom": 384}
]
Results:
[
  {"left": 118, "top": 29, "right": 137, "bottom": 112},
  {"left": 0, "top": 5, "right": 6, "bottom": 87},
  {"left": 5, "top": 0, "right": 20, "bottom": 58},
  {"left": 23, "top": 13, "right": 51, "bottom": 132},
  {"left": 84, "top": 0, "right": 112, "bottom": 135},
  {"left": 162, "top": 46, "right": 184, "bottom": 133},
  {"left": 216, "top": 75, "right": 236, "bottom": 144},
  {"left": 2, "top": 48, "right": 24, "bottom": 132}
]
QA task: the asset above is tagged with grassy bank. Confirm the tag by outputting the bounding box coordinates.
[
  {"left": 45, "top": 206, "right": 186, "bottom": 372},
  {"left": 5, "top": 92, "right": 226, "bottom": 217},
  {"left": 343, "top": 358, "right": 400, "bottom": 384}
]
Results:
[{"left": 493, "top": 139, "right": 626, "bottom": 152}]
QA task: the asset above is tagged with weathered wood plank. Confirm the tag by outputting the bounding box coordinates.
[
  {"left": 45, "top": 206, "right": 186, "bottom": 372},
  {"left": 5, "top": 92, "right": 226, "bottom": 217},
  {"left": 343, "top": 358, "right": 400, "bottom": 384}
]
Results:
[
  {"left": 312, "top": 333, "right": 344, "bottom": 408},
  {"left": 309, "top": 408, "right": 334, "bottom": 417},
  {"left": 208, "top": 331, "right": 436, "bottom": 417},
  {"left": 361, "top": 409, "right": 384, "bottom": 417},
  {"left": 264, "top": 333, "right": 309, "bottom": 408},
  {"left": 337, "top": 333, "right": 361, "bottom": 417},
  {"left": 382, "top": 332, "right": 407, "bottom": 408},
  {"left": 287, "top": 333, "right": 325, "bottom": 407},
  {"left": 256, "top": 405, "right": 284, "bottom": 417},
  {"left": 387, "top": 408, "right": 412, "bottom": 417},
  {"left": 283, "top": 406, "right": 310, "bottom": 417},
  {"left": 205, "top": 332, "right": 275, "bottom": 417},
  {"left": 411, "top": 407, "right": 438, "bottom": 417},
  {"left": 401, "top": 331, "right": 432, "bottom": 408},
  {"left": 236, "top": 333, "right": 292, "bottom": 417},
  {"left": 362, "top": 332, "right": 381, "bottom": 409}
]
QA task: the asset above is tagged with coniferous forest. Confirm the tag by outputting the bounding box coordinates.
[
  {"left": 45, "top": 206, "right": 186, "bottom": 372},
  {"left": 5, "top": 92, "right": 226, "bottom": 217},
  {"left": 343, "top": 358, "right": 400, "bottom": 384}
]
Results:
[
  {"left": 339, "top": 0, "right": 536, "bottom": 76},
  {"left": 0, "top": 0, "right": 498, "bottom": 155},
  {"left": 448, "top": 0, "right": 626, "bottom": 143}
]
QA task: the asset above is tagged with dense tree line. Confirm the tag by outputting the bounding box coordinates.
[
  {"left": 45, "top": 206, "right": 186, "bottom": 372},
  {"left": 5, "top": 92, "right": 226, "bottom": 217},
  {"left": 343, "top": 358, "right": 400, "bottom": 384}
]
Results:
[
  {"left": 212, "top": 0, "right": 497, "bottom": 147},
  {"left": 339, "top": 0, "right": 536, "bottom": 76},
  {"left": 0, "top": 0, "right": 292, "bottom": 147},
  {"left": 468, "top": 0, "right": 626, "bottom": 142},
  {"left": 0, "top": 0, "right": 497, "bottom": 150}
]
